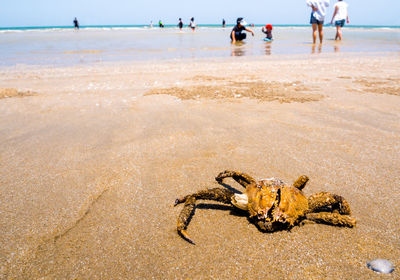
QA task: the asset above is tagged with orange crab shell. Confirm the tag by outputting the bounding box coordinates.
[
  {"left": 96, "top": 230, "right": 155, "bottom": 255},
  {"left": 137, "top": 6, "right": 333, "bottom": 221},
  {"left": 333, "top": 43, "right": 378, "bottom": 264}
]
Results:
[{"left": 246, "top": 179, "right": 309, "bottom": 227}]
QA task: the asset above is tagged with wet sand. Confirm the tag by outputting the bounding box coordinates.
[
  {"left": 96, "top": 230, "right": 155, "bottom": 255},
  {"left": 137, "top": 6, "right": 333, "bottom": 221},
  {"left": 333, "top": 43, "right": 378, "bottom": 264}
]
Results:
[{"left": 0, "top": 53, "right": 399, "bottom": 279}]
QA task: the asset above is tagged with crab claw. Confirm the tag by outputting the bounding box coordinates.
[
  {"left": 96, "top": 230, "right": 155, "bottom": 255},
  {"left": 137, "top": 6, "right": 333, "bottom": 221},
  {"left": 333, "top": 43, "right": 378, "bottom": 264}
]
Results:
[
  {"left": 177, "top": 196, "right": 197, "bottom": 244},
  {"left": 178, "top": 229, "right": 196, "bottom": 245},
  {"left": 174, "top": 197, "right": 187, "bottom": 206}
]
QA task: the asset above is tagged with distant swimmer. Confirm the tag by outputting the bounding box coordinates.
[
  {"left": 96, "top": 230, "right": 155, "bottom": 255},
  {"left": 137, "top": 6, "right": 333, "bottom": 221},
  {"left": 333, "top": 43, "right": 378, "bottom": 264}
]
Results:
[
  {"left": 330, "top": 0, "right": 349, "bottom": 40},
  {"left": 189, "top": 17, "right": 196, "bottom": 31},
  {"left": 178, "top": 18, "right": 183, "bottom": 30},
  {"left": 159, "top": 20, "right": 164, "bottom": 28},
  {"left": 230, "top": 17, "right": 254, "bottom": 43},
  {"left": 222, "top": 19, "right": 226, "bottom": 28},
  {"left": 262, "top": 24, "right": 273, "bottom": 41},
  {"left": 73, "top": 17, "right": 79, "bottom": 30}
]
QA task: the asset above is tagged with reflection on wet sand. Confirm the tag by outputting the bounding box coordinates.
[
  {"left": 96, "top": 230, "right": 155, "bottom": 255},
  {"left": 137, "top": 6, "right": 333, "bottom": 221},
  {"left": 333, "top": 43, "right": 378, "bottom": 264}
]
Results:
[
  {"left": 311, "top": 44, "right": 322, "bottom": 54},
  {"left": 231, "top": 42, "right": 246, "bottom": 57},
  {"left": 264, "top": 42, "right": 272, "bottom": 55},
  {"left": 334, "top": 44, "right": 341, "bottom": 53}
]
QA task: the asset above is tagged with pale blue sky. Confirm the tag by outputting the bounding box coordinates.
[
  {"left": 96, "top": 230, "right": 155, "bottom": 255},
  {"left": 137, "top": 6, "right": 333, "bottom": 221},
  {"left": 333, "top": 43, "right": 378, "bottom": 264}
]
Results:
[{"left": 1, "top": 0, "right": 399, "bottom": 27}]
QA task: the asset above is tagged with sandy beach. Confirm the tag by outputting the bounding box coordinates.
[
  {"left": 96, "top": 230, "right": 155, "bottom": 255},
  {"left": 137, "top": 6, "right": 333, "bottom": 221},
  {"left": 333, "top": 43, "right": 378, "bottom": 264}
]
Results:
[{"left": 0, "top": 53, "right": 399, "bottom": 279}]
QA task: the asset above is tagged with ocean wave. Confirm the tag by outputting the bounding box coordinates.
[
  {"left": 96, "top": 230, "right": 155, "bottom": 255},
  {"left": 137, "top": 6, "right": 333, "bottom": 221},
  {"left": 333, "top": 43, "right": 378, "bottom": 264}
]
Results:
[
  {"left": 0, "top": 26, "right": 151, "bottom": 33},
  {"left": 0, "top": 28, "right": 73, "bottom": 33},
  {"left": 1, "top": 25, "right": 399, "bottom": 34}
]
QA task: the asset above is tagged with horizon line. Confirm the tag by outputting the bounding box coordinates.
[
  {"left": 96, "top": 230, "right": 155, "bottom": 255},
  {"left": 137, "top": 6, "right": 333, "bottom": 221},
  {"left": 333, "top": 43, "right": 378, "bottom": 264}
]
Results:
[{"left": 1, "top": 24, "right": 400, "bottom": 30}]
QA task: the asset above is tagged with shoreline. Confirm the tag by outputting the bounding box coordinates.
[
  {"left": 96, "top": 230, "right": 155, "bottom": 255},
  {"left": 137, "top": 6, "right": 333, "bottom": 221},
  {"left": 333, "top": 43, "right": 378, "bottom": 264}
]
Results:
[
  {"left": 0, "top": 50, "right": 397, "bottom": 71},
  {"left": 1, "top": 24, "right": 400, "bottom": 30},
  {"left": 1, "top": 26, "right": 398, "bottom": 67}
]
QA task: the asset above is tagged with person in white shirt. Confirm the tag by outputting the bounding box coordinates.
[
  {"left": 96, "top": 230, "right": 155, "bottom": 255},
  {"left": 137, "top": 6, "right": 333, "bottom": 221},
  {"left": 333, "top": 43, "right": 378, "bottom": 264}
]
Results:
[
  {"left": 306, "top": 0, "right": 330, "bottom": 44},
  {"left": 189, "top": 17, "right": 196, "bottom": 32},
  {"left": 330, "top": 0, "right": 349, "bottom": 40}
]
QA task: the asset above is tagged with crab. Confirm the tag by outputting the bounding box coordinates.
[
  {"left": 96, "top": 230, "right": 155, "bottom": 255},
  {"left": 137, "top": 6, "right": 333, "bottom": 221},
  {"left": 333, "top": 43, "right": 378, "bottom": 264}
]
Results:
[{"left": 174, "top": 170, "right": 356, "bottom": 244}]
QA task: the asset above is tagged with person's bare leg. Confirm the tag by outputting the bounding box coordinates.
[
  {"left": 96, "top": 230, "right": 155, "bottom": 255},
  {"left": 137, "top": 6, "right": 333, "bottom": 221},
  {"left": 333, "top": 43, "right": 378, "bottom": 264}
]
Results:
[
  {"left": 337, "top": 26, "right": 342, "bottom": 40},
  {"left": 312, "top": 23, "right": 318, "bottom": 44},
  {"left": 318, "top": 23, "right": 324, "bottom": 44},
  {"left": 335, "top": 25, "right": 339, "bottom": 40}
]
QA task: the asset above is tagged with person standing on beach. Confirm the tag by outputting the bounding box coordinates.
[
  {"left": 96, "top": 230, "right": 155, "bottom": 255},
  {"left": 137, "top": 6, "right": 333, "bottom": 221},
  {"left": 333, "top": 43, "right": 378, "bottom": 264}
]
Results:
[
  {"left": 230, "top": 17, "right": 254, "bottom": 43},
  {"left": 222, "top": 19, "right": 226, "bottom": 28},
  {"left": 73, "top": 17, "right": 79, "bottom": 30},
  {"left": 178, "top": 18, "right": 184, "bottom": 30},
  {"left": 189, "top": 17, "right": 196, "bottom": 31},
  {"left": 306, "top": 0, "right": 330, "bottom": 44},
  {"left": 330, "top": 0, "right": 349, "bottom": 40},
  {"left": 159, "top": 20, "right": 164, "bottom": 28}
]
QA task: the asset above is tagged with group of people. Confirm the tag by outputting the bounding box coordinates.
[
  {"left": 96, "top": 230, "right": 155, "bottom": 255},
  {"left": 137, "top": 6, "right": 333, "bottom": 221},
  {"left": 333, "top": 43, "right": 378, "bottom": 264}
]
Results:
[
  {"left": 230, "top": 17, "right": 273, "bottom": 43},
  {"left": 73, "top": 0, "right": 349, "bottom": 44},
  {"left": 155, "top": 18, "right": 197, "bottom": 30},
  {"left": 177, "top": 18, "right": 196, "bottom": 31},
  {"left": 230, "top": 0, "right": 349, "bottom": 44},
  {"left": 307, "top": 0, "right": 349, "bottom": 44}
]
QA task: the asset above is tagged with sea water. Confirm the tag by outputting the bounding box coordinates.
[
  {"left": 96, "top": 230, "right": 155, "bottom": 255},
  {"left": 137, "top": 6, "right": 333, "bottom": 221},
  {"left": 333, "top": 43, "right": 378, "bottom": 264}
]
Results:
[{"left": 0, "top": 25, "right": 399, "bottom": 66}]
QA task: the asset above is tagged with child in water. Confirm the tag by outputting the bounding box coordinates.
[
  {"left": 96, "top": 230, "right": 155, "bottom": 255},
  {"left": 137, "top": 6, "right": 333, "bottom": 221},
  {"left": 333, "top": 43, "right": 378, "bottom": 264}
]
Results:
[{"left": 262, "top": 24, "right": 273, "bottom": 41}]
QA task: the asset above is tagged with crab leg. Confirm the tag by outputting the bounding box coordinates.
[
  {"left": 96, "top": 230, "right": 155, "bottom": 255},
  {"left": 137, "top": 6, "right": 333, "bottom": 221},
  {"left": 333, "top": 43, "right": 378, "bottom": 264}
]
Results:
[
  {"left": 215, "top": 170, "right": 256, "bottom": 188},
  {"left": 306, "top": 192, "right": 356, "bottom": 227},
  {"left": 307, "top": 192, "right": 352, "bottom": 215},
  {"left": 175, "top": 187, "right": 234, "bottom": 244},
  {"left": 292, "top": 175, "right": 309, "bottom": 190},
  {"left": 176, "top": 196, "right": 196, "bottom": 244},
  {"left": 306, "top": 212, "right": 356, "bottom": 227}
]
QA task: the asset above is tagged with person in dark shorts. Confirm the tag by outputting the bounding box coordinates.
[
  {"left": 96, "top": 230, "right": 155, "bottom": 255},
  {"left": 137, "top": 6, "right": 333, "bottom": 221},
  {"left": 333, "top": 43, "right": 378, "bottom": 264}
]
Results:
[
  {"left": 159, "top": 20, "right": 164, "bottom": 28},
  {"left": 330, "top": 0, "right": 349, "bottom": 40},
  {"left": 222, "top": 19, "right": 226, "bottom": 28},
  {"left": 178, "top": 18, "right": 183, "bottom": 30},
  {"left": 73, "top": 17, "right": 79, "bottom": 30},
  {"left": 306, "top": 0, "right": 330, "bottom": 44},
  {"left": 230, "top": 17, "right": 254, "bottom": 43},
  {"left": 189, "top": 17, "right": 196, "bottom": 31}
]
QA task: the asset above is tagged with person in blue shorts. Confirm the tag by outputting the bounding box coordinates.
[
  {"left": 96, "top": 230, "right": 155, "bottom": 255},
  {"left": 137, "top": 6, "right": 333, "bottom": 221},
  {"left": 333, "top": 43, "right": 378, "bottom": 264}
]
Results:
[
  {"left": 330, "top": 0, "right": 349, "bottom": 40},
  {"left": 230, "top": 17, "right": 254, "bottom": 43},
  {"left": 307, "top": 0, "right": 330, "bottom": 44}
]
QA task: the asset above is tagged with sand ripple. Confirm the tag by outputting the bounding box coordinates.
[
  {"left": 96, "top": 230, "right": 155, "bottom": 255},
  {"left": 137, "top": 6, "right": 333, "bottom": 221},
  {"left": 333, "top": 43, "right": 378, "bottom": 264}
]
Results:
[
  {"left": 146, "top": 79, "right": 323, "bottom": 103},
  {"left": 355, "top": 77, "right": 400, "bottom": 96},
  {"left": 0, "top": 88, "right": 37, "bottom": 99}
]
